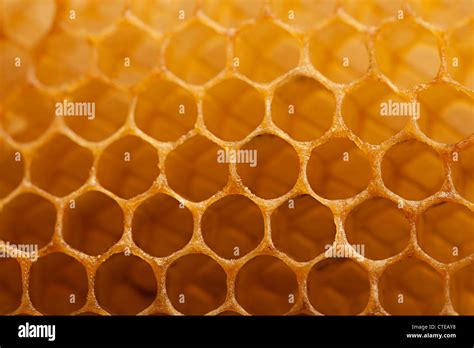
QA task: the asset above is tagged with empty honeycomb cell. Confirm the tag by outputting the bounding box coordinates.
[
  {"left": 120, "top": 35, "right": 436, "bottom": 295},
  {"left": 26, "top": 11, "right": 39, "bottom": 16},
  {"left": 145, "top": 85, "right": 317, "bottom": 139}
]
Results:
[
  {"left": 307, "top": 258, "right": 370, "bottom": 315},
  {"left": 417, "top": 83, "right": 474, "bottom": 144},
  {"left": 201, "top": 194, "right": 264, "bottom": 259},
  {"left": 132, "top": 193, "right": 193, "bottom": 257},
  {"left": 0, "top": 40, "right": 30, "bottom": 101},
  {"left": 375, "top": 19, "right": 440, "bottom": 90},
  {"left": 166, "top": 253, "right": 227, "bottom": 315},
  {"left": 234, "top": 21, "right": 300, "bottom": 83},
  {"left": 30, "top": 134, "right": 93, "bottom": 197},
  {"left": 135, "top": 77, "right": 197, "bottom": 142},
  {"left": 271, "top": 195, "right": 336, "bottom": 262},
  {"left": 345, "top": 197, "right": 411, "bottom": 260},
  {"left": 452, "top": 146, "right": 474, "bottom": 202},
  {"left": 3, "top": 86, "right": 55, "bottom": 143},
  {"left": 342, "top": 78, "right": 411, "bottom": 145},
  {"left": 0, "top": 193, "right": 56, "bottom": 248},
  {"left": 307, "top": 137, "right": 371, "bottom": 200},
  {"left": 97, "top": 135, "right": 159, "bottom": 199},
  {"left": 130, "top": 0, "right": 197, "bottom": 33},
  {"left": 202, "top": 0, "right": 264, "bottom": 28},
  {"left": 3, "top": 0, "right": 55, "bottom": 48},
  {"left": 63, "top": 191, "right": 124, "bottom": 256},
  {"left": 417, "top": 202, "right": 474, "bottom": 264},
  {"left": 450, "top": 262, "right": 474, "bottom": 315},
  {"left": 271, "top": 75, "right": 335, "bottom": 141},
  {"left": 0, "top": 259, "right": 22, "bottom": 314},
  {"left": 235, "top": 255, "right": 297, "bottom": 315},
  {"left": 35, "top": 31, "right": 93, "bottom": 87},
  {"left": 271, "top": 0, "right": 336, "bottom": 30},
  {"left": 379, "top": 257, "right": 444, "bottom": 315},
  {"left": 29, "top": 253, "right": 88, "bottom": 315},
  {"left": 165, "top": 135, "right": 229, "bottom": 202},
  {"left": 409, "top": 0, "right": 474, "bottom": 28},
  {"left": 342, "top": 0, "right": 404, "bottom": 26},
  {"left": 64, "top": 79, "right": 131, "bottom": 142},
  {"left": 0, "top": 140, "right": 24, "bottom": 198},
  {"left": 59, "top": 0, "right": 126, "bottom": 35},
  {"left": 203, "top": 78, "right": 265, "bottom": 141},
  {"left": 309, "top": 19, "right": 370, "bottom": 84},
  {"left": 97, "top": 22, "right": 160, "bottom": 88},
  {"left": 236, "top": 134, "right": 299, "bottom": 199},
  {"left": 381, "top": 139, "right": 445, "bottom": 201},
  {"left": 165, "top": 21, "right": 227, "bottom": 85},
  {"left": 446, "top": 21, "right": 474, "bottom": 90},
  {"left": 95, "top": 253, "right": 157, "bottom": 315}
]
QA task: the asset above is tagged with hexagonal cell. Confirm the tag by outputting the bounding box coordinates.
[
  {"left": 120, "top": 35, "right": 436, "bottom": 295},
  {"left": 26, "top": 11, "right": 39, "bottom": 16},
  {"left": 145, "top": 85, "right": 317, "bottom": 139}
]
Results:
[
  {"left": 447, "top": 21, "right": 474, "bottom": 90},
  {"left": 29, "top": 253, "right": 88, "bottom": 315},
  {"left": 307, "top": 258, "right": 370, "bottom": 315},
  {"left": 307, "top": 137, "right": 371, "bottom": 200},
  {"left": 0, "top": 40, "right": 30, "bottom": 101},
  {"left": 3, "top": 0, "right": 56, "bottom": 48},
  {"left": 409, "top": 0, "right": 474, "bottom": 28},
  {"left": 30, "top": 134, "right": 93, "bottom": 197},
  {"left": 0, "top": 141, "right": 24, "bottom": 198},
  {"left": 272, "top": 75, "right": 335, "bottom": 141},
  {"left": 271, "top": 0, "right": 336, "bottom": 30},
  {"left": 381, "top": 139, "right": 445, "bottom": 201},
  {"left": 98, "top": 22, "right": 160, "bottom": 87},
  {"left": 234, "top": 21, "right": 300, "bottom": 83},
  {"left": 132, "top": 193, "right": 193, "bottom": 257},
  {"left": 166, "top": 253, "right": 227, "bottom": 315},
  {"left": 342, "top": 0, "right": 404, "bottom": 26},
  {"left": 309, "top": 19, "right": 370, "bottom": 84},
  {"left": 450, "top": 262, "right": 474, "bottom": 315},
  {"left": 95, "top": 253, "right": 157, "bottom": 315},
  {"left": 0, "top": 193, "right": 56, "bottom": 248},
  {"left": 235, "top": 255, "right": 297, "bottom": 315},
  {"left": 130, "top": 0, "right": 197, "bottom": 33},
  {"left": 203, "top": 78, "right": 265, "bottom": 141},
  {"left": 64, "top": 79, "right": 131, "bottom": 142},
  {"left": 345, "top": 197, "right": 411, "bottom": 260},
  {"left": 135, "top": 77, "right": 197, "bottom": 142},
  {"left": 97, "top": 135, "right": 159, "bottom": 199},
  {"left": 379, "top": 257, "right": 444, "bottom": 315},
  {"left": 0, "top": 259, "right": 22, "bottom": 314},
  {"left": 271, "top": 195, "right": 336, "bottom": 262},
  {"left": 202, "top": 0, "right": 264, "bottom": 28},
  {"left": 452, "top": 146, "right": 474, "bottom": 202},
  {"left": 375, "top": 19, "right": 440, "bottom": 90},
  {"left": 342, "top": 78, "right": 411, "bottom": 145},
  {"left": 63, "top": 191, "right": 124, "bottom": 256},
  {"left": 417, "top": 83, "right": 474, "bottom": 144},
  {"left": 201, "top": 194, "right": 264, "bottom": 259},
  {"left": 35, "top": 31, "right": 93, "bottom": 87},
  {"left": 165, "top": 21, "right": 227, "bottom": 85},
  {"left": 165, "top": 135, "right": 229, "bottom": 202},
  {"left": 417, "top": 202, "right": 474, "bottom": 264},
  {"left": 236, "top": 134, "right": 299, "bottom": 199},
  {"left": 59, "top": 0, "right": 126, "bottom": 35},
  {"left": 3, "top": 85, "right": 55, "bottom": 143}
]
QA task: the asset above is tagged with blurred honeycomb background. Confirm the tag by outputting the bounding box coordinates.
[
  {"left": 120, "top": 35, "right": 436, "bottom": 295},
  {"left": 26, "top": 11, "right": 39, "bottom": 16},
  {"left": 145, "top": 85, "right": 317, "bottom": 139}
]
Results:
[{"left": 0, "top": 0, "right": 473, "bottom": 316}]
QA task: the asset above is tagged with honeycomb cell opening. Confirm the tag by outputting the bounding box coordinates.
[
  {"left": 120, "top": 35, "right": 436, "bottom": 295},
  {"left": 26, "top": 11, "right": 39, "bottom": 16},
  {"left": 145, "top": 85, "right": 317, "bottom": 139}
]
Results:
[
  {"left": 452, "top": 146, "right": 474, "bottom": 202},
  {"left": 132, "top": 193, "right": 194, "bottom": 258},
  {"left": 271, "top": 195, "right": 336, "bottom": 262},
  {"left": 0, "top": 141, "right": 24, "bottom": 198},
  {"left": 201, "top": 194, "right": 264, "bottom": 259},
  {"left": 450, "top": 262, "right": 474, "bottom": 315},
  {"left": 271, "top": 0, "right": 336, "bottom": 29},
  {"left": 166, "top": 253, "right": 227, "bottom": 315},
  {"left": 307, "top": 137, "right": 371, "bottom": 200},
  {"left": 342, "top": 0, "right": 404, "bottom": 26},
  {"left": 446, "top": 21, "right": 474, "bottom": 90},
  {"left": 95, "top": 253, "right": 157, "bottom": 315},
  {"left": 0, "top": 258, "right": 22, "bottom": 314},
  {"left": 202, "top": 0, "right": 264, "bottom": 28}
]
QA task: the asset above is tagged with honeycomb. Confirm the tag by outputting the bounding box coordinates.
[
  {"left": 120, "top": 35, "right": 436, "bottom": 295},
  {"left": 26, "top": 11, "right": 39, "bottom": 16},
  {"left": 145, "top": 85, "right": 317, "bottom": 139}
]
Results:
[{"left": 0, "top": 0, "right": 473, "bottom": 316}]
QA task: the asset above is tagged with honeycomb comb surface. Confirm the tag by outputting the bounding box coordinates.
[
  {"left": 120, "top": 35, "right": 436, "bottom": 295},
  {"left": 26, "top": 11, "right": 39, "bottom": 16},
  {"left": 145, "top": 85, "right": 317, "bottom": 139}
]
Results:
[{"left": 0, "top": 0, "right": 473, "bottom": 316}]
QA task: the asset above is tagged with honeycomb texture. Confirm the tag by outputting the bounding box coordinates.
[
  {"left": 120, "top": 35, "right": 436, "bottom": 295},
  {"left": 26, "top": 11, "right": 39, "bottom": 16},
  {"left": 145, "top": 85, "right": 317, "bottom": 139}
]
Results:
[{"left": 0, "top": 0, "right": 473, "bottom": 316}]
